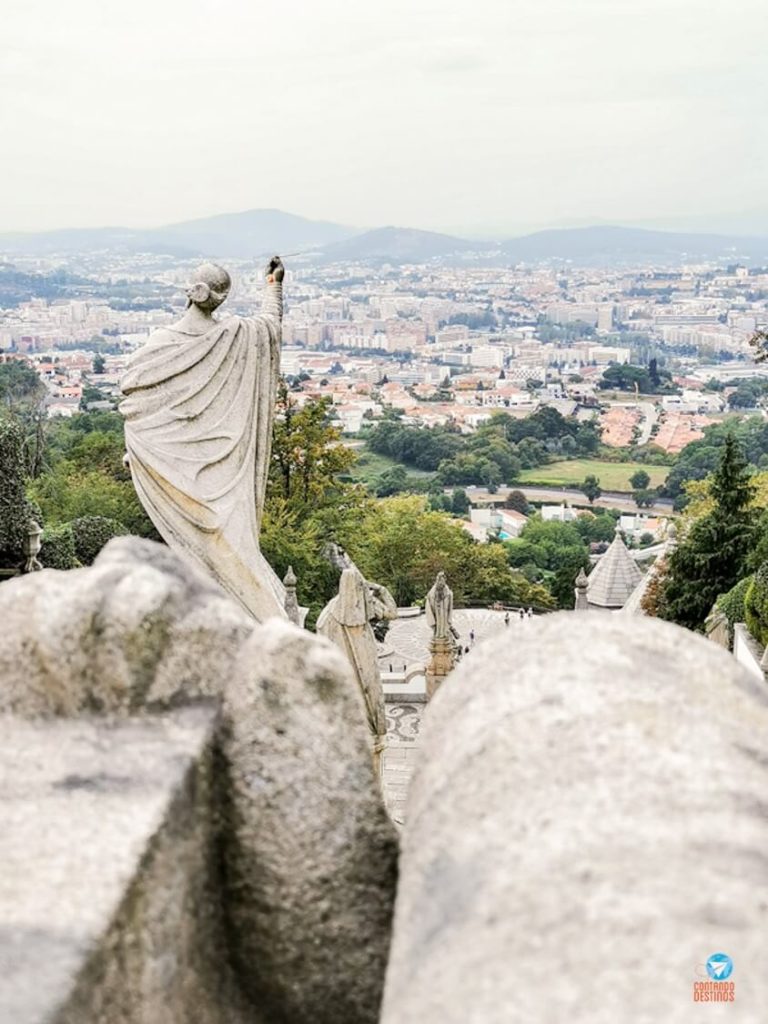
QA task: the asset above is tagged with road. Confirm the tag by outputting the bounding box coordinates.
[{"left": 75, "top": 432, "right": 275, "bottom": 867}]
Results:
[
  {"left": 590, "top": 542, "right": 669, "bottom": 564},
  {"left": 635, "top": 402, "right": 658, "bottom": 446},
  {"left": 462, "top": 484, "right": 674, "bottom": 517}
]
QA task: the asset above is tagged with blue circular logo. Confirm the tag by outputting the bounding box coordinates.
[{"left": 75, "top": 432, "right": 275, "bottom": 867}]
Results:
[{"left": 706, "top": 953, "right": 733, "bottom": 980}]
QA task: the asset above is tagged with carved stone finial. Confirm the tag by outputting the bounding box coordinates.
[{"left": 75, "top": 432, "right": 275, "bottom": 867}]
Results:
[
  {"left": 283, "top": 566, "right": 301, "bottom": 625},
  {"left": 22, "top": 521, "right": 43, "bottom": 574},
  {"left": 574, "top": 566, "right": 589, "bottom": 611}
]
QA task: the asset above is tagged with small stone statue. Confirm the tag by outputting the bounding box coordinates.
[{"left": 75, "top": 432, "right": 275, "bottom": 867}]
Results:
[
  {"left": 425, "top": 571, "right": 459, "bottom": 699},
  {"left": 283, "top": 565, "right": 301, "bottom": 625},
  {"left": 120, "top": 258, "right": 287, "bottom": 622},
  {"left": 21, "top": 521, "right": 43, "bottom": 574},
  {"left": 317, "top": 566, "right": 396, "bottom": 779},
  {"left": 367, "top": 579, "right": 398, "bottom": 642},
  {"left": 426, "top": 571, "right": 459, "bottom": 644}
]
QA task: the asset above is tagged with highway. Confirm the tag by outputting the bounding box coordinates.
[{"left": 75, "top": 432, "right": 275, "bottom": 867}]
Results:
[{"left": 462, "top": 484, "right": 674, "bottom": 517}]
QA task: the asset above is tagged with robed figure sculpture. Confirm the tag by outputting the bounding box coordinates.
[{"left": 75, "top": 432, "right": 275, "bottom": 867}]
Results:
[
  {"left": 120, "top": 258, "right": 287, "bottom": 622},
  {"left": 317, "top": 566, "right": 396, "bottom": 779},
  {"left": 426, "top": 571, "right": 458, "bottom": 644}
]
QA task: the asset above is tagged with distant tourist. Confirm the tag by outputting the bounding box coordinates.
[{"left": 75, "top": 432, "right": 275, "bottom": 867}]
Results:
[
  {"left": 519, "top": 608, "right": 525, "bottom": 621},
  {"left": 527, "top": 607, "right": 534, "bottom": 618},
  {"left": 470, "top": 629, "right": 476, "bottom": 646},
  {"left": 504, "top": 611, "right": 510, "bottom": 627}
]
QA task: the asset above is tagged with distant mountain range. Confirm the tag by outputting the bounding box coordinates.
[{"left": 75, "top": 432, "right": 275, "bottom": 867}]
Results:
[
  {"left": 2, "top": 209, "right": 768, "bottom": 266},
  {"left": 0, "top": 209, "right": 357, "bottom": 259}
]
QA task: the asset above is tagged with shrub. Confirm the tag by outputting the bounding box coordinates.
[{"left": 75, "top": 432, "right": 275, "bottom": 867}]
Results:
[
  {"left": 717, "top": 575, "right": 753, "bottom": 630},
  {"left": 70, "top": 515, "right": 127, "bottom": 566},
  {"left": 744, "top": 563, "right": 768, "bottom": 646},
  {"left": 0, "top": 417, "right": 34, "bottom": 569},
  {"left": 40, "top": 524, "right": 79, "bottom": 570}
]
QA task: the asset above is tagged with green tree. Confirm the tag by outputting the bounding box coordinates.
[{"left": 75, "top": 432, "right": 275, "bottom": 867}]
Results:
[
  {"left": 451, "top": 488, "right": 471, "bottom": 516},
  {"left": 658, "top": 435, "right": 756, "bottom": 631},
  {"left": 0, "top": 416, "right": 38, "bottom": 568},
  {"left": 630, "top": 469, "right": 650, "bottom": 490},
  {"left": 0, "top": 361, "right": 45, "bottom": 413},
  {"left": 633, "top": 488, "right": 656, "bottom": 508},
  {"left": 259, "top": 497, "right": 342, "bottom": 629},
  {"left": 39, "top": 524, "right": 79, "bottom": 569},
  {"left": 92, "top": 353, "right": 106, "bottom": 374},
  {"left": 581, "top": 474, "right": 602, "bottom": 505},
  {"left": 340, "top": 495, "right": 470, "bottom": 606},
  {"left": 70, "top": 515, "right": 127, "bottom": 565},
  {"left": 551, "top": 551, "right": 591, "bottom": 609},
  {"left": 574, "top": 513, "right": 617, "bottom": 545},
  {"left": 504, "top": 515, "right": 591, "bottom": 609},
  {"left": 373, "top": 465, "right": 408, "bottom": 497},
  {"left": 270, "top": 382, "right": 356, "bottom": 509},
  {"left": 504, "top": 489, "right": 530, "bottom": 515}
]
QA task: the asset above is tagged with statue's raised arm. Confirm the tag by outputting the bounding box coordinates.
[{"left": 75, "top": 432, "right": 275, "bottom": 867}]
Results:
[
  {"left": 261, "top": 255, "right": 284, "bottom": 322},
  {"left": 120, "top": 258, "right": 287, "bottom": 622}
]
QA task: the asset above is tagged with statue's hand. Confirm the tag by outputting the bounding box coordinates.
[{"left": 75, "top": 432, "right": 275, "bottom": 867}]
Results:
[{"left": 266, "top": 256, "right": 284, "bottom": 283}]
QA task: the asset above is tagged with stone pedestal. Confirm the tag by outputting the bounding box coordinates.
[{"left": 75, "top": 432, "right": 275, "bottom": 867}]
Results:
[{"left": 426, "top": 637, "right": 456, "bottom": 699}]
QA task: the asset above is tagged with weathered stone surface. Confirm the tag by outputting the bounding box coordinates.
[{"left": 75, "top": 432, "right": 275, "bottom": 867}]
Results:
[
  {"left": 0, "top": 708, "right": 252, "bottom": 1024},
  {"left": 0, "top": 536, "right": 253, "bottom": 716},
  {"left": 221, "top": 618, "right": 399, "bottom": 1024},
  {"left": 382, "top": 613, "right": 768, "bottom": 1024}
]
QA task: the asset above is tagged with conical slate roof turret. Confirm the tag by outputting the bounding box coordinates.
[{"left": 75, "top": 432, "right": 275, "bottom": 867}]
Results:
[{"left": 586, "top": 525, "right": 643, "bottom": 609}]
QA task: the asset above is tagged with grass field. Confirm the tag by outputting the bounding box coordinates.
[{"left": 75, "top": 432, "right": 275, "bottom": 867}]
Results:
[
  {"left": 517, "top": 460, "right": 669, "bottom": 492},
  {"left": 345, "top": 449, "right": 431, "bottom": 485}
]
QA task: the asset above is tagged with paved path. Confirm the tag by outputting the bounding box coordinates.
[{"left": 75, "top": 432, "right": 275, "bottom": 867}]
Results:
[
  {"left": 381, "top": 607, "right": 528, "bottom": 668},
  {"left": 383, "top": 704, "right": 423, "bottom": 825},
  {"left": 381, "top": 609, "right": 529, "bottom": 822}
]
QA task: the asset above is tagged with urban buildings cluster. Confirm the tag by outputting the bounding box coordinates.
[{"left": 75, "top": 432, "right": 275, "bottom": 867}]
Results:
[{"left": 2, "top": 251, "right": 768, "bottom": 454}]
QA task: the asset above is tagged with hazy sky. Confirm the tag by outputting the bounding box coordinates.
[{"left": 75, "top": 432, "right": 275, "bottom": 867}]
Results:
[{"left": 2, "top": 0, "right": 766, "bottom": 234}]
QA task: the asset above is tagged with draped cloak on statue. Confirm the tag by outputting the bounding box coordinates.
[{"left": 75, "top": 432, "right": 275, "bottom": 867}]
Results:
[
  {"left": 120, "top": 312, "right": 286, "bottom": 622},
  {"left": 426, "top": 575, "right": 455, "bottom": 641},
  {"left": 317, "top": 567, "right": 388, "bottom": 766}
]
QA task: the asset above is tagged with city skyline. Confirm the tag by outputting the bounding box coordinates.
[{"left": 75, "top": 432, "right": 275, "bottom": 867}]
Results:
[{"left": 3, "top": 0, "right": 765, "bottom": 235}]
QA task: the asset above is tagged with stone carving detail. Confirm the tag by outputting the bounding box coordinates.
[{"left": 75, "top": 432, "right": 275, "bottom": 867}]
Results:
[
  {"left": 317, "top": 566, "right": 397, "bottom": 777},
  {"left": 120, "top": 258, "right": 287, "bottom": 622},
  {"left": 425, "top": 571, "right": 459, "bottom": 698}
]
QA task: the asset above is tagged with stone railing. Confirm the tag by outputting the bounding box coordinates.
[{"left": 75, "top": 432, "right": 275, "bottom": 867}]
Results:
[
  {"left": 2, "top": 539, "right": 768, "bottom": 1023},
  {"left": 733, "top": 621, "right": 768, "bottom": 683}
]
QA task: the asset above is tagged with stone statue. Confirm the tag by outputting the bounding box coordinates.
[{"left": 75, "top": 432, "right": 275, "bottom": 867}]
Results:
[
  {"left": 317, "top": 566, "right": 396, "bottom": 778},
  {"left": 425, "top": 571, "right": 459, "bottom": 699},
  {"left": 426, "top": 571, "right": 458, "bottom": 643},
  {"left": 120, "top": 258, "right": 287, "bottom": 622}
]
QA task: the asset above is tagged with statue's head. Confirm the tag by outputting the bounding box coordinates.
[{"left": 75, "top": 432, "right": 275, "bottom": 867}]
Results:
[{"left": 185, "top": 263, "right": 231, "bottom": 313}]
